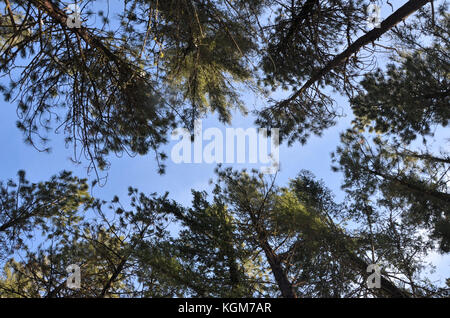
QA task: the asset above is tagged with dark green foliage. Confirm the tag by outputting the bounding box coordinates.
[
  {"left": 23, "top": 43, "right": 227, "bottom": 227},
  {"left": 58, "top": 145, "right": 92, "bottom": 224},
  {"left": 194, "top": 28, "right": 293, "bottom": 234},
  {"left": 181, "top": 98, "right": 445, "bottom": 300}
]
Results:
[
  {"left": 1, "top": 1, "right": 445, "bottom": 167},
  {"left": 261, "top": 0, "right": 365, "bottom": 88},
  {"left": 0, "top": 168, "right": 448, "bottom": 297},
  {"left": 168, "top": 191, "right": 257, "bottom": 297},
  {"left": 0, "top": 174, "right": 180, "bottom": 297},
  {"left": 351, "top": 16, "right": 449, "bottom": 143},
  {"left": 334, "top": 7, "right": 450, "bottom": 253},
  {"left": 0, "top": 0, "right": 261, "bottom": 173},
  {"left": 0, "top": 0, "right": 448, "bottom": 299},
  {"left": 0, "top": 171, "right": 92, "bottom": 256},
  {"left": 256, "top": 0, "right": 366, "bottom": 144},
  {"left": 334, "top": 131, "right": 450, "bottom": 252}
]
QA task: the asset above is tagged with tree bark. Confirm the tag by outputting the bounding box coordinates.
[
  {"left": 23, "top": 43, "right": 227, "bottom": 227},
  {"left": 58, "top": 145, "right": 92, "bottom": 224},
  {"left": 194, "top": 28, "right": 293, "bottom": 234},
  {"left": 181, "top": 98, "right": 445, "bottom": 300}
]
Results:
[{"left": 260, "top": 240, "right": 297, "bottom": 298}]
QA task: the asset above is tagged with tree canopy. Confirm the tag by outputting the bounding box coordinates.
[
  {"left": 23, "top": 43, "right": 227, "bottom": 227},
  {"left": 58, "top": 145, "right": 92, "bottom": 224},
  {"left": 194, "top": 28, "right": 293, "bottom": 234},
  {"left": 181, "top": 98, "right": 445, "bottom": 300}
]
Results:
[
  {"left": 0, "top": 0, "right": 448, "bottom": 298},
  {"left": 1, "top": 168, "right": 448, "bottom": 297}
]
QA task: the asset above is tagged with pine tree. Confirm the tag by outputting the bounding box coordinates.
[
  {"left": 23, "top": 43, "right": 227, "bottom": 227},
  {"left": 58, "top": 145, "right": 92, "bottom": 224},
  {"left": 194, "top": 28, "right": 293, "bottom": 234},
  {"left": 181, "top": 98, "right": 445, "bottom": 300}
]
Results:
[
  {"left": 0, "top": 0, "right": 263, "bottom": 174},
  {"left": 333, "top": 8, "right": 449, "bottom": 253}
]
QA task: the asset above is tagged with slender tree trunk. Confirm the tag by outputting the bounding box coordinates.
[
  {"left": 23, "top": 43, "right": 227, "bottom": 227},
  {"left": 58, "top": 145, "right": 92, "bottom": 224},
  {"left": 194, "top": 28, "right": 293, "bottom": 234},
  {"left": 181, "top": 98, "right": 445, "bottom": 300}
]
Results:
[
  {"left": 327, "top": 229, "right": 410, "bottom": 298},
  {"left": 366, "top": 168, "right": 450, "bottom": 203},
  {"left": 346, "top": 252, "right": 410, "bottom": 298},
  {"left": 99, "top": 258, "right": 128, "bottom": 298},
  {"left": 281, "top": 0, "right": 431, "bottom": 106},
  {"left": 260, "top": 240, "right": 297, "bottom": 298},
  {"left": 396, "top": 152, "right": 450, "bottom": 164}
]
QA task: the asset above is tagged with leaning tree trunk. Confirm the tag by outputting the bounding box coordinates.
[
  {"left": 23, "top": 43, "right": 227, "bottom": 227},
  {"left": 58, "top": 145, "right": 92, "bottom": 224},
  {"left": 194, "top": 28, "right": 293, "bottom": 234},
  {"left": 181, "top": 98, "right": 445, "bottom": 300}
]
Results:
[{"left": 260, "top": 240, "right": 297, "bottom": 298}]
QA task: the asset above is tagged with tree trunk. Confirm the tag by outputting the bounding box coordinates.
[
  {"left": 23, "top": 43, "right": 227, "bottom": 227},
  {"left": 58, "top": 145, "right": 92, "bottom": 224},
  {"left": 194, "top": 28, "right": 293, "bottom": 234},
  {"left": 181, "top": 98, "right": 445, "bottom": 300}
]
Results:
[
  {"left": 281, "top": 0, "right": 431, "bottom": 106},
  {"left": 260, "top": 240, "right": 297, "bottom": 298}
]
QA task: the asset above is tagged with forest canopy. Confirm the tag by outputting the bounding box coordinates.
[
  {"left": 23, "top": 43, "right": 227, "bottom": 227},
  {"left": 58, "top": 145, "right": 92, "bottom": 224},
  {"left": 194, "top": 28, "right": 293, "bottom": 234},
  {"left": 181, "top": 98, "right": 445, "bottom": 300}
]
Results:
[{"left": 0, "top": 0, "right": 448, "bottom": 298}]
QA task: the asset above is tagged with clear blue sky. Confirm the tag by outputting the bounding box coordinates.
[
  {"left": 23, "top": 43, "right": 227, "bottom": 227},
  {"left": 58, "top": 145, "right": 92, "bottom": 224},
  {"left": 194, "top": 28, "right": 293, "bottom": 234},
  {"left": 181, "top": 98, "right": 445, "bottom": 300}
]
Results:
[{"left": 0, "top": 89, "right": 352, "bottom": 205}]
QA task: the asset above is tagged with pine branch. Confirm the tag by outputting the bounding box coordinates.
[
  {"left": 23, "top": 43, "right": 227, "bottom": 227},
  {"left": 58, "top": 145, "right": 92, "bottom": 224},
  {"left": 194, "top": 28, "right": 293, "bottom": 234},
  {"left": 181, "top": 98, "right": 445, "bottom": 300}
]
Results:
[{"left": 279, "top": 0, "right": 432, "bottom": 108}]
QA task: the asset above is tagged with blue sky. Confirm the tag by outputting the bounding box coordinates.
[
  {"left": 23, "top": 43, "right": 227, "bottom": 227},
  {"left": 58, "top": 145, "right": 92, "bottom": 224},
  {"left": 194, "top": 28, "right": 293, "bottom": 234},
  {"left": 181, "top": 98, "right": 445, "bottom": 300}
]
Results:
[
  {"left": 0, "top": 89, "right": 352, "bottom": 206},
  {"left": 0, "top": 0, "right": 448, "bottom": 288}
]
